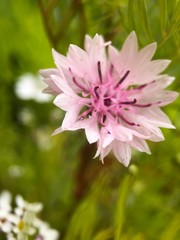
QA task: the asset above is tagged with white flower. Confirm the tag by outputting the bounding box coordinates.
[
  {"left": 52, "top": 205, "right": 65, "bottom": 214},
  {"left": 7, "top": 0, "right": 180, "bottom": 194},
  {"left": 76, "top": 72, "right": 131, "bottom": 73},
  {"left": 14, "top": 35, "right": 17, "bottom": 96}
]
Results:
[
  {"left": 34, "top": 219, "right": 59, "bottom": 240},
  {"left": 15, "top": 195, "right": 43, "bottom": 217},
  {"left": 9, "top": 196, "right": 43, "bottom": 239},
  {"left": 0, "top": 191, "right": 13, "bottom": 233},
  {"left": 0, "top": 191, "right": 12, "bottom": 212},
  {"left": 15, "top": 73, "right": 52, "bottom": 103},
  {"left": 0, "top": 191, "right": 60, "bottom": 240},
  {"left": 7, "top": 232, "right": 17, "bottom": 240}
]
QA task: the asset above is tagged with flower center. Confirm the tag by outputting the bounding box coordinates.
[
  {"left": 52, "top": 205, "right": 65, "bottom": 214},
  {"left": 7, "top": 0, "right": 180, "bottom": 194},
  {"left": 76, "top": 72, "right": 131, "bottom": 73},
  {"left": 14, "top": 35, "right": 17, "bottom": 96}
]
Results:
[
  {"left": 70, "top": 61, "right": 161, "bottom": 128},
  {"left": 104, "top": 98, "right": 112, "bottom": 107},
  {"left": 18, "top": 220, "right": 25, "bottom": 230},
  {"left": 0, "top": 217, "right": 7, "bottom": 223}
]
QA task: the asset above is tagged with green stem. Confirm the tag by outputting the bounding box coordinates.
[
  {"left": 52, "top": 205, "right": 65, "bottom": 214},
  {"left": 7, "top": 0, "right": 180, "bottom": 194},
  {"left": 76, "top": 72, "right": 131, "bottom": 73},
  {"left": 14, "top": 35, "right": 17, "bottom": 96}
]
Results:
[
  {"left": 46, "top": 0, "right": 59, "bottom": 17},
  {"left": 54, "top": 0, "right": 77, "bottom": 45},
  {"left": 38, "top": 0, "right": 57, "bottom": 47}
]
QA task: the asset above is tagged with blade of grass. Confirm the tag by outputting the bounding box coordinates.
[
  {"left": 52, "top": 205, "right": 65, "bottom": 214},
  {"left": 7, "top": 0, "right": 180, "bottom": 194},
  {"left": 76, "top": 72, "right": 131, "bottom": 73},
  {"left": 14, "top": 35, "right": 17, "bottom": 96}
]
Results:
[
  {"left": 128, "top": 0, "right": 136, "bottom": 30},
  {"left": 64, "top": 199, "right": 97, "bottom": 240},
  {"left": 168, "top": 0, "right": 180, "bottom": 35},
  {"left": 160, "top": 213, "right": 180, "bottom": 240},
  {"left": 118, "top": 4, "right": 129, "bottom": 32},
  {"left": 92, "top": 228, "right": 113, "bottom": 240},
  {"left": 114, "top": 175, "right": 132, "bottom": 240},
  {"left": 137, "top": 0, "right": 154, "bottom": 41},
  {"left": 158, "top": 0, "right": 168, "bottom": 37},
  {"left": 158, "top": 0, "right": 180, "bottom": 47}
]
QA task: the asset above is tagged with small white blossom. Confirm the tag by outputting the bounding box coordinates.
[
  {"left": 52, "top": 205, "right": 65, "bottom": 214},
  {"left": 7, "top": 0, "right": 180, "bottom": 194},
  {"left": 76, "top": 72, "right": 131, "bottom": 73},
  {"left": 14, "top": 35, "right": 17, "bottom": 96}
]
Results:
[
  {"left": 0, "top": 191, "right": 60, "bottom": 240},
  {"left": 15, "top": 73, "right": 52, "bottom": 103},
  {"left": 15, "top": 195, "right": 43, "bottom": 217},
  {"left": 0, "top": 191, "right": 12, "bottom": 212},
  {"left": 0, "top": 191, "right": 13, "bottom": 233},
  {"left": 34, "top": 219, "right": 60, "bottom": 240}
]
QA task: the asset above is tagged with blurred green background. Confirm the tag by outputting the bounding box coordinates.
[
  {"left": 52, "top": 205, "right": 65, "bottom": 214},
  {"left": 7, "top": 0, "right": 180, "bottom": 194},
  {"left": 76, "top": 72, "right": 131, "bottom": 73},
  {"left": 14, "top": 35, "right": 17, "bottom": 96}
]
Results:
[{"left": 0, "top": 0, "right": 180, "bottom": 239}]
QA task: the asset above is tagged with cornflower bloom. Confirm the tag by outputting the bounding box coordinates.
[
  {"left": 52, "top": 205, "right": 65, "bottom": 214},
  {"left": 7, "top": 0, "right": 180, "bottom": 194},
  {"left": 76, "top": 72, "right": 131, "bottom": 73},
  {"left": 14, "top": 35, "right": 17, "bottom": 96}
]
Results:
[{"left": 40, "top": 32, "right": 178, "bottom": 166}]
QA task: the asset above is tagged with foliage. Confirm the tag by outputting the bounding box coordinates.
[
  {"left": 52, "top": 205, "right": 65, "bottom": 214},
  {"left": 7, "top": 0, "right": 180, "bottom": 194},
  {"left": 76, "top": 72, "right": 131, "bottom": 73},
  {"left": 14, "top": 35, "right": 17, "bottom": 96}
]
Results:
[{"left": 0, "top": 0, "right": 180, "bottom": 239}]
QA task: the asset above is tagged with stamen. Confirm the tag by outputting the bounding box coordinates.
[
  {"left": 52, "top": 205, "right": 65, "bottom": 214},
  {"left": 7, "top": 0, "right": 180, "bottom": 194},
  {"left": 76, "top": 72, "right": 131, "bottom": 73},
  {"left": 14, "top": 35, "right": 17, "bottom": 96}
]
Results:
[
  {"left": 80, "top": 108, "right": 92, "bottom": 120},
  {"left": 69, "top": 68, "right": 89, "bottom": 92},
  {"left": 119, "top": 99, "right": 137, "bottom": 105},
  {"left": 94, "top": 86, "right": 100, "bottom": 99},
  {"left": 97, "top": 61, "right": 102, "bottom": 83},
  {"left": 72, "top": 77, "right": 89, "bottom": 93},
  {"left": 99, "top": 115, "right": 111, "bottom": 134},
  {"left": 115, "top": 70, "right": 130, "bottom": 88},
  {"left": 103, "top": 41, "right": 111, "bottom": 47},
  {"left": 133, "top": 103, "right": 152, "bottom": 107},
  {"left": 136, "top": 83, "right": 147, "bottom": 90},
  {"left": 99, "top": 115, "right": 106, "bottom": 127},
  {"left": 134, "top": 80, "right": 156, "bottom": 90},
  {"left": 118, "top": 114, "right": 140, "bottom": 126},
  {"left": 133, "top": 101, "right": 161, "bottom": 107},
  {"left": 110, "top": 64, "right": 114, "bottom": 75}
]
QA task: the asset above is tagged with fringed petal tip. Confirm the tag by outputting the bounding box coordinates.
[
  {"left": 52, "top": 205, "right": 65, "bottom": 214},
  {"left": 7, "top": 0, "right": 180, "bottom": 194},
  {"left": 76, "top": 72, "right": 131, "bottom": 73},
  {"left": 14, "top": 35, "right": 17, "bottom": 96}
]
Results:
[
  {"left": 100, "top": 157, "right": 105, "bottom": 164},
  {"left": 121, "top": 159, "right": 130, "bottom": 167},
  {"left": 51, "top": 127, "right": 63, "bottom": 136}
]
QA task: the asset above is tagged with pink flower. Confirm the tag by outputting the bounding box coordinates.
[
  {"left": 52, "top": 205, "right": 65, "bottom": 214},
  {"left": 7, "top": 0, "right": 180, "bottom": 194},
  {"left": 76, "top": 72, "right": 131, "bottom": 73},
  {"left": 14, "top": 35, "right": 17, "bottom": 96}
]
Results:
[{"left": 40, "top": 32, "right": 178, "bottom": 166}]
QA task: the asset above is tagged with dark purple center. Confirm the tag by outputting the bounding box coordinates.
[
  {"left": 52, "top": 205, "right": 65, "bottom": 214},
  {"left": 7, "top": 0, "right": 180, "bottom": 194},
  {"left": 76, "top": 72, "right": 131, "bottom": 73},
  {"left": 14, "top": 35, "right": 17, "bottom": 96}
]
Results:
[{"left": 104, "top": 98, "right": 112, "bottom": 107}]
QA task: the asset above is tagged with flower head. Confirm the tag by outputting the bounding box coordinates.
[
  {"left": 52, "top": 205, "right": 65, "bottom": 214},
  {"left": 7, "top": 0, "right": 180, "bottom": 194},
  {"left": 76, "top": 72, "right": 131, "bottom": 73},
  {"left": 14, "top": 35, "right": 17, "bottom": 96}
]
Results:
[
  {"left": 0, "top": 191, "right": 59, "bottom": 240},
  {"left": 40, "top": 32, "right": 178, "bottom": 166},
  {"left": 9, "top": 196, "right": 43, "bottom": 240}
]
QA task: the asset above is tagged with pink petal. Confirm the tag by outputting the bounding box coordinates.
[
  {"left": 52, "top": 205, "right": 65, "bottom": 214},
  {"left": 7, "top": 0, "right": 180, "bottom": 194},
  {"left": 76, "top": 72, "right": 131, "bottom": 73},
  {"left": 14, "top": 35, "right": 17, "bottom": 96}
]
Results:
[
  {"left": 51, "top": 75, "right": 76, "bottom": 96},
  {"left": 39, "top": 68, "right": 57, "bottom": 77},
  {"left": 54, "top": 93, "right": 85, "bottom": 111},
  {"left": 62, "top": 105, "right": 82, "bottom": 129},
  {"left": 68, "top": 44, "right": 90, "bottom": 77},
  {"left": 52, "top": 127, "right": 63, "bottom": 136},
  {"left": 73, "top": 117, "right": 100, "bottom": 143},
  {"left": 139, "top": 119, "right": 165, "bottom": 141},
  {"left": 147, "top": 59, "right": 171, "bottom": 75},
  {"left": 94, "top": 142, "right": 112, "bottom": 163},
  {"left": 113, "top": 125, "right": 133, "bottom": 141},
  {"left": 102, "top": 131, "right": 114, "bottom": 148},
  {"left": 113, "top": 141, "right": 131, "bottom": 167},
  {"left": 137, "top": 42, "right": 157, "bottom": 64},
  {"left": 84, "top": 118, "right": 100, "bottom": 144},
  {"left": 120, "top": 31, "right": 138, "bottom": 67},
  {"left": 139, "top": 107, "right": 175, "bottom": 129},
  {"left": 88, "top": 34, "right": 106, "bottom": 60},
  {"left": 42, "top": 78, "right": 61, "bottom": 95},
  {"left": 84, "top": 34, "right": 93, "bottom": 52},
  {"left": 108, "top": 45, "right": 125, "bottom": 78},
  {"left": 52, "top": 48, "right": 69, "bottom": 69},
  {"left": 130, "top": 137, "right": 151, "bottom": 154}
]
